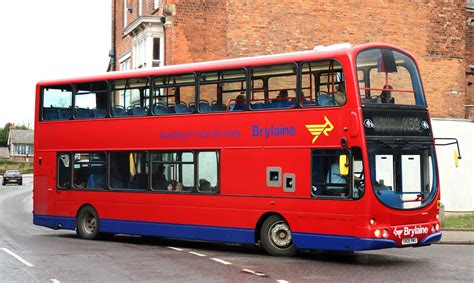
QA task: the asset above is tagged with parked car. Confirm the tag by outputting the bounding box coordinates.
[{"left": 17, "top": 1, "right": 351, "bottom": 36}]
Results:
[{"left": 2, "top": 170, "right": 22, "bottom": 186}]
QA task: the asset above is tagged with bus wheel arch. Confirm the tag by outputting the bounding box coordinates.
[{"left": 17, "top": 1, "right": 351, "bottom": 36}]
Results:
[
  {"left": 256, "top": 213, "right": 297, "bottom": 256},
  {"left": 76, "top": 204, "right": 100, "bottom": 240}
]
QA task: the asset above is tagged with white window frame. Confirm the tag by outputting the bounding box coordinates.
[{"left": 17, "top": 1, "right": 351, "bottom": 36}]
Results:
[
  {"left": 154, "top": 0, "right": 160, "bottom": 10},
  {"left": 138, "top": 0, "right": 143, "bottom": 16},
  {"left": 119, "top": 52, "right": 131, "bottom": 71}
]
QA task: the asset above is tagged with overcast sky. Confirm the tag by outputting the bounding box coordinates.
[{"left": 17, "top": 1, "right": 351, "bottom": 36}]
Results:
[{"left": 0, "top": 0, "right": 111, "bottom": 128}]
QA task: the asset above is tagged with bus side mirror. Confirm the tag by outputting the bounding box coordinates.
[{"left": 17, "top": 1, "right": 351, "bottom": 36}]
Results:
[
  {"left": 339, "top": 155, "right": 349, "bottom": 176},
  {"left": 434, "top": 138, "right": 461, "bottom": 168},
  {"left": 454, "top": 149, "right": 459, "bottom": 168}
]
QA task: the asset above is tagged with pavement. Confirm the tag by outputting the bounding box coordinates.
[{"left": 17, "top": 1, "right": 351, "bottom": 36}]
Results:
[{"left": 439, "top": 230, "right": 474, "bottom": 245}]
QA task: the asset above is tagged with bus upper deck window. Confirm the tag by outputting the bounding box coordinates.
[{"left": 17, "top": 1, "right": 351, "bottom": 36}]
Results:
[
  {"left": 301, "top": 60, "right": 345, "bottom": 108},
  {"left": 42, "top": 85, "right": 73, "bottom": 121},
  {"left": 356, "top": 48, "right": 426, "bottom": 106}
]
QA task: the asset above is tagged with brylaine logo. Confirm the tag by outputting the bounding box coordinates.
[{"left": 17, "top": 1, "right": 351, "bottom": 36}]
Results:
[
  {"left": 305, "top": 116, "right": 334, "bottom": 144},
  {"left": 364, "top": 119, "right": 375, "bottom": 128},
  {"left": 393, "top": 226, "right": 429, "bottom": 238},
  {"left": 421, "top": 120, "right": 430, "bottom": 130}
]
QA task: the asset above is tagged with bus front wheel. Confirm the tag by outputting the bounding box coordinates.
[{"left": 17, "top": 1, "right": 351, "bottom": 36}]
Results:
[
  {"left": 76, "top": 206, "right": 100, "bottom": 240},
  {"left": 260, "top": 215, "right": 297, "bottom": 256}
]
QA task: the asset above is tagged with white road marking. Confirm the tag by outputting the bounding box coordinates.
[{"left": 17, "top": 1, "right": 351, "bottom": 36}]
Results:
[
  {"left": 210, "top": 258, "right": 232, "bottom": 265},
  {"left": 242, "top": 268, "right": 267, "bottom": 277},
  {"left": 50, "top": 279, "right": 61, "bottom": 283},
  {"left": 188, "top": 251, "right": 206, "bottom": 257},
  {"left": 1, "top": 248, "right": 34, "bottom": 267},
  {"left": 167, "top": 246, "right": 183, "bottom": 251},
  {"left": 276, "top": 280, "right": 289, "bottom": 283}
]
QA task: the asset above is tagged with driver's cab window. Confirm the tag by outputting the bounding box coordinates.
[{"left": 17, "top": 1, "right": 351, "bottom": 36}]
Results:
[{"left": 311, "top": 148, "right": 364, "bottom": 199}]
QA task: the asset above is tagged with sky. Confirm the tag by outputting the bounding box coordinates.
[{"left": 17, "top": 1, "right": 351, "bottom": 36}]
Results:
[{"left": 0, "top": 0, "right": 111, "bottom": 128}]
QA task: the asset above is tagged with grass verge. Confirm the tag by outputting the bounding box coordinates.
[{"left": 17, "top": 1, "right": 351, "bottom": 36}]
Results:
[
  {"left": 442, "top": 213, "right": 474, "bottom": 229},
  {"left": 0, "top": 159, "right": 33, "bottom": 174}
]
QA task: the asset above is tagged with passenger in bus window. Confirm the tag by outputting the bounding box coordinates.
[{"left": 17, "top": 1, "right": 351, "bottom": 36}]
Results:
[
  {"left": 323, "top": 157, "right": 352, "bottom": 197},
  {"left": 231, "top": 94, "right": 246, "bottom": 111},
  {"left": 276, "top": 90, "right": 289, "bottom": 102},
  {"left": 153, "top": 164, "right": 168, "bottom": 190},
  {"left": 167, "top": 180, "right": 183, "bottom": 192},
  {"left": 373, "top": 84, "right": 394, "bottom": 103},
  {"left": 334, "top": 83, "right": 346, "bottom": 105}
]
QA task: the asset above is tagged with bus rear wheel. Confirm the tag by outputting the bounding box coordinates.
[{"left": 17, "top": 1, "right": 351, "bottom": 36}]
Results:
[
  {"left": 76, "top": 206, "right": 100, "bottom": 240},
  {"left": 260, "top": 215, "right": 297, "bottom": 256}
]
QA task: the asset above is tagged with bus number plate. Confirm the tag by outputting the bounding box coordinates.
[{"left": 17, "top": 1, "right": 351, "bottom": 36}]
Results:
[{"left": 402, "top": 237, "right": 418, "bottom": 245}]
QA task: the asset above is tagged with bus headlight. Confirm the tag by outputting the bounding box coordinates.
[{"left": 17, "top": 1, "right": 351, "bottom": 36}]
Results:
[
  {"left": 382, "top": 229, "right": 389, "bottom": 238},
  {"left": 436, "top": 224, "right": 440, "bottom": 231},
  {"left": 370, "top": 218, "right": 376, "bottom": 225},
  {"left": 374, "top": 229, "right": 381, "bottom": 238},
  {"left": 431, "top": 225, "right": 436, "bottom": 232}
]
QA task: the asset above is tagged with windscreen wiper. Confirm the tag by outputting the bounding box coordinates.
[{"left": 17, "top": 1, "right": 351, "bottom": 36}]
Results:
[
  {"left": 396, "top": 139, "right": 429, "bottom": 150},
  {"left": 373, "top": 139, "right": 396, "bottom": 149}
]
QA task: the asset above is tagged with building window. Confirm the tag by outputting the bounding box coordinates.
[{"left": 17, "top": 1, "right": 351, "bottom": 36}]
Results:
[
  {"left": 13, "top": 144, "right": 33, "bottom": 156},
  {"left": 152, "top": 38, "right": 161, "bottom": 67},
  {"left": 120, "top": 52, "right": 131, "bottom": 71},
  {"left": 133, "top": 38, "right": 147, "bottom": 68}
]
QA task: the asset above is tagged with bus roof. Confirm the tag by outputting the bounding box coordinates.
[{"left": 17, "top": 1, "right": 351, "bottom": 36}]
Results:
[{"left": 37, "top": 43, "right": 407, "bottom": 86}]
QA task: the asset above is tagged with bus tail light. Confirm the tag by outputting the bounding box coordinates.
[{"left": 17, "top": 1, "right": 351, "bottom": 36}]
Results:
[
  {"left": 382, "top": 229, "right": 389, "bottom": 238},
  {"left": 374, "top": 229, "right": 381, "bottom": 238}
]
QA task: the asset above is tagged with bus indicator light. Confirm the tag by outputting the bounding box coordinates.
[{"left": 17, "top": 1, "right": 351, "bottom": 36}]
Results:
[{"left": 374, "top": 229, "right": 381, "bottom": 238}]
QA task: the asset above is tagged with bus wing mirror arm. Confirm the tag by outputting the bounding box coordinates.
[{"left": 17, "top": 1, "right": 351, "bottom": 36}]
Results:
[{"left": 434, "top": 138, "right": 462, "bottom": 167}]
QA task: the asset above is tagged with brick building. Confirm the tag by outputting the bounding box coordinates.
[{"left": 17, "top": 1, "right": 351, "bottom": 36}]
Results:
[{"left": 109, "top": 0, "right": 473, "bottom": 119}]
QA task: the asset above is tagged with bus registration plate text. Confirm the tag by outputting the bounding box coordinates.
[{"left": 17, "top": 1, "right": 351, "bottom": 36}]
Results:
[{"left": 402, "top": 237, "right": 418, "bottom": 245}]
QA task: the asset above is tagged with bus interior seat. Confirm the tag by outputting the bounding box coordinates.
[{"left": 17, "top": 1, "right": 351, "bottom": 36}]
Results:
[
  {"left": 113, "top": 106, "right": 128, "bottom": 117},
  {"left": 199, "top": 101, "right": 211, "bottom": 112},
  {"left": 128, "top": 105, "right": 146, "bottom": 116},
  {"left": 230, "top": 103, "right": 246, "bottom": 111},
  {"left": 76, "top": 108, "right": 94, "bottom": 119},
  {"left": 86, "top": 172, "right": 106, "bottom": 189},
  {"left": 166, "top": 104, "right": 176, "bottom": 114},
  {"left": 94, "top": 108, "right": 107, "bottom": 118},
  {"left": 58, "top": 108, "right": 72, "bottom": 119},
  {"left": 175, "top": 102, "right": 191, "bottom": 113},
  {"left": 250, "top": 103, "right": 263, "bottom": 110},
  {"left": 152, "top": 103, "right": 167, "bottom": 115},
  {"left": 211, "top": 102, "right": 226, "bottom": 111},
  {"left": 317, "top": 94, "right": 335, "bottom": 106},
  {"left": 43, "top": 107, "right": 59, "bottom": 120},
  {"left": 188, "top": 102, "right": 196, "bottom": 113}
]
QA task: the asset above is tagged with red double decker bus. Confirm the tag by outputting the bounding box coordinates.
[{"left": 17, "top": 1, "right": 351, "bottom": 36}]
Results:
[{"left": 34, "top": 43, "right": 442, "bottom": 256}]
